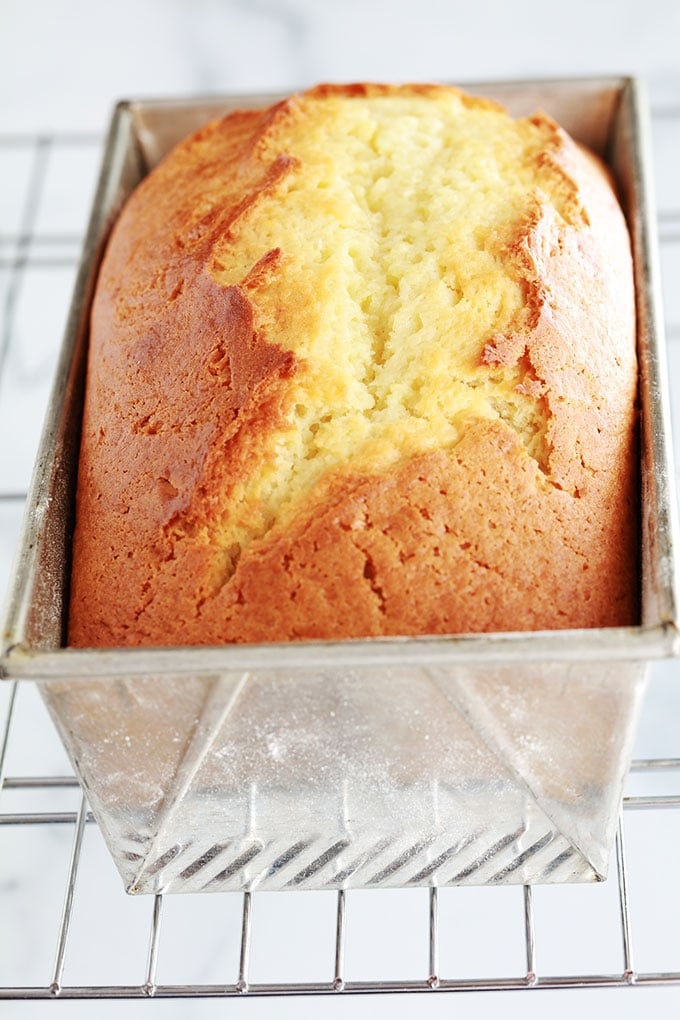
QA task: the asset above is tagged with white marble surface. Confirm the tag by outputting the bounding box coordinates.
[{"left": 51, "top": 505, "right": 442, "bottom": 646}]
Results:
[
  {"left": 2, "top": 0, "right": 680, "bottom": 1016},
  {"left": 2, "top": 0, "right": 680, "bottom": 133}
]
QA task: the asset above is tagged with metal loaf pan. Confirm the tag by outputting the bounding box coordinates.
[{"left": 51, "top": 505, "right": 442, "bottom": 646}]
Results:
[{"left": 2, "top": 77, "right": 678, "bottom": 895}]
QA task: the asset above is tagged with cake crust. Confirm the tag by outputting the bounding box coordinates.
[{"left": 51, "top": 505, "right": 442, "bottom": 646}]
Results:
[{"left": 69, "top": 83, "right": 638, "bottom": 646}]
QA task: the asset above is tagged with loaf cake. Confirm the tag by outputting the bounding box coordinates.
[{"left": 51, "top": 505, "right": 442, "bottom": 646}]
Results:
[{"left": 68, "top": 83, "right": 638, "bottom": 647}]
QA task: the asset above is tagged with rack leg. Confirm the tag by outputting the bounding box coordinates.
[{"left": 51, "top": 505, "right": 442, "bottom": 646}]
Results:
[
  {"left": 523, "top": 884, "right": 537, "bottom": 986},
  {"left": 615, "top": 813, "right": 636, "bottom": 983},
  {"left": 334, "top": 888, "right": 346, "bottom": 990},
  {"left": 428, "top": 886, "right": 440, "bottom": 989},
  {"left": 49, "top": 791, "right": 88, "bottom": 996},
  {"left": 237, "top": 890, "right": 253, "bottom": 992}
]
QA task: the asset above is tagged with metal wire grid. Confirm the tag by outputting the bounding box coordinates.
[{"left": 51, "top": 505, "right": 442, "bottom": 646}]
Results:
[
  {"left": 1, "top": 107, "right": 680, "bottom": 1001},
  {"left": 1, "top": 739, "right": 680, "bottom": 999}
]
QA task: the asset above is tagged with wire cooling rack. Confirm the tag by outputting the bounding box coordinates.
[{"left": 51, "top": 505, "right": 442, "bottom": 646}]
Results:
[
  {"left": 1, "top": 723, "right": 680, "bottom": 999},
  {"left": 1, "top": 105, "right": 680, "bottom": 1003}
]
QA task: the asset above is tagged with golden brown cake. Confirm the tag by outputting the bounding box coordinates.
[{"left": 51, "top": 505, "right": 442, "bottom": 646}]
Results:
[{"left": 68, "top": 83, "right": 638, "bottom": 647}]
